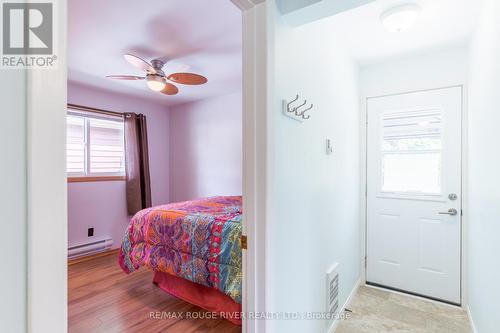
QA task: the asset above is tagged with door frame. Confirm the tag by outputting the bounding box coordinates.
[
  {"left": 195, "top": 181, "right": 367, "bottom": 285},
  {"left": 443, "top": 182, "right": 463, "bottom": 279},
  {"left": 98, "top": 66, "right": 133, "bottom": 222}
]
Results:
[
  {"left": 26, "top": 1, "right": 270, "bottom": 332},
  {"left": 359, "top": 85, "right": 468, "bottom": 307}
]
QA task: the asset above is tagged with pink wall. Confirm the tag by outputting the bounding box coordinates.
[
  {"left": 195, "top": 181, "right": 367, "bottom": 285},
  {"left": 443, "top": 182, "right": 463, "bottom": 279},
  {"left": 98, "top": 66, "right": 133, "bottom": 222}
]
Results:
[
  {"left": 68, "top": 83, "right": 241, "bottom": 249},
  {"left": 67, "top": 82, "right": 170, "bottom": 249},
  {"left": 169, "top": 92, "right": 242, "bottom": 202}
]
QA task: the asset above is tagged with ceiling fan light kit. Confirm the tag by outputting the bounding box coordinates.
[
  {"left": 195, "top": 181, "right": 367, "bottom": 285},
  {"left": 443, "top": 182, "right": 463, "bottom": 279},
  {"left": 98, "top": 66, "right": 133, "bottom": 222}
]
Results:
[
  {"left": 146, "top": 75, "right": 167, "bottom": 91},
  {"left": 106, "top": 53, "right": 208, "bottom": 96}
]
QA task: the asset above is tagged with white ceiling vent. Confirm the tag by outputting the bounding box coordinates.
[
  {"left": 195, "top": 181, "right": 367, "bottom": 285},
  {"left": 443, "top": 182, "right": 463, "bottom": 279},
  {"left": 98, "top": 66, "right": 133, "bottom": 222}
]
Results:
[{"left": 326, "top": 263, "right": 340, "bottom": 325}]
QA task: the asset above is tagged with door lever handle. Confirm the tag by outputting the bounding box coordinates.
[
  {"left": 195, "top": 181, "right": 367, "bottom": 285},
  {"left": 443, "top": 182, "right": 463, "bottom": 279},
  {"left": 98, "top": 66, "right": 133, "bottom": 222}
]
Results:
[{"left": 439, "top": 208, "right": 458, "bottom": 216}]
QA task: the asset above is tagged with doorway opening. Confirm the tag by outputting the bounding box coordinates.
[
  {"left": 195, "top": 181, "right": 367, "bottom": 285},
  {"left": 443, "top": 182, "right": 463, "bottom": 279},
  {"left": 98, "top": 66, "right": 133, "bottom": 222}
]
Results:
[
  {"left": 27, "top": 0, "right": 267, "bottom": 331},
  {"left": 66, "top": 1, "right": 249, "bottom": 332}
]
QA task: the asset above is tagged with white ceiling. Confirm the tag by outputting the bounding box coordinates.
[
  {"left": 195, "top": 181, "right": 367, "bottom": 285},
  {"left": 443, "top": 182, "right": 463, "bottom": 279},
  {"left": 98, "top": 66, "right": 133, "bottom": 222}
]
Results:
[
  {"left": 68, "top": 0, "right": 242, "bottom": 106},
  {"left": 306, "top": 0, "right": 482, "bottom": 66},
  {"left": 69, "top": 0, "right": 481, "bottom": 106}
]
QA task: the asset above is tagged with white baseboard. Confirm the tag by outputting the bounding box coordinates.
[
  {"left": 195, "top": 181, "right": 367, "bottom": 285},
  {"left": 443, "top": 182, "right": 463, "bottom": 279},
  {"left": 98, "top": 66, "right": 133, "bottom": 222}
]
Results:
[
  {"left": 466, "top": 305, "right": 478, "bottom": 333},
  {"left": 327, "top": 278, "right": 361, "bottom": 333}
]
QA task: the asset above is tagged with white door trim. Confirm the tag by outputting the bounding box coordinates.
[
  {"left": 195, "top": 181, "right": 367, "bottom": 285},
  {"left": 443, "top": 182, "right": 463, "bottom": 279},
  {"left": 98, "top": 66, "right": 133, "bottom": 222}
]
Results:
[
  {"left": 233, "top": 1, "right": 270, "bottom": 333},
  {"left": 360, "top": 85, "right": 468, "bottom": 307},
  {"left": 27, "top": 1, "right": 270, "bottom": 332},
  {"left": 27, "top": 1, "right": 68, "bottom": 331}
]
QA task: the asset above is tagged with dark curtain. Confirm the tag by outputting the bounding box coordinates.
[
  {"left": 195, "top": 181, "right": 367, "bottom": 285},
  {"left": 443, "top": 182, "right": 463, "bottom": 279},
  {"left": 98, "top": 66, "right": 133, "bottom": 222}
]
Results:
[{"left": 124, "top": 113, "right": 152, "bottom": 215}]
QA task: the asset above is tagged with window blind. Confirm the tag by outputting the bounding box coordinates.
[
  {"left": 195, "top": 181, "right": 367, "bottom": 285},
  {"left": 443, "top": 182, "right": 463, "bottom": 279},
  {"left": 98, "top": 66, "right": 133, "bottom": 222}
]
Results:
[{"left": 66, "top": 108, "right": 125, "bottom": 176}]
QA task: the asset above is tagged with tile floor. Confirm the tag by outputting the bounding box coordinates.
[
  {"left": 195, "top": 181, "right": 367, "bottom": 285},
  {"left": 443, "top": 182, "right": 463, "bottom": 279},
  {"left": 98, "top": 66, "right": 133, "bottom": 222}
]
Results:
[{"left": 336, "top": 286, "right": 473, "bottom": 333}]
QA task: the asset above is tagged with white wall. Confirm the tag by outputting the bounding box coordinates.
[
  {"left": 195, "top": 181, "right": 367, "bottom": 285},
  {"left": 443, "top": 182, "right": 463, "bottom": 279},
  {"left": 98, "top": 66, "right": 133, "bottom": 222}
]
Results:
[
  {"left": 0, "top": 71, "right": 26, "bottom": 333},
  {"left": 67, "top": 82, "right": 170, "bottom": 249},
  {"left": 267, "top": 3, "right": 361, "bottom": 331},
  {"left": 467, "top": 0, "right": 500, "bottom": 332},
  {"left": 169, "top": 92, "right": 242, "bottom": 202},
  {"left": 360, "top": 47, "right": 469, "bottom": 97}
]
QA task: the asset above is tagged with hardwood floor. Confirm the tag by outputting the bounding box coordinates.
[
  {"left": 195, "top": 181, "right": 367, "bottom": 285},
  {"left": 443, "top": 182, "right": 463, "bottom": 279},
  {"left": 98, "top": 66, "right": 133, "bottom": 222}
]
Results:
[{"left": 68, "top": 252, "right": 241, "bottom": 333}]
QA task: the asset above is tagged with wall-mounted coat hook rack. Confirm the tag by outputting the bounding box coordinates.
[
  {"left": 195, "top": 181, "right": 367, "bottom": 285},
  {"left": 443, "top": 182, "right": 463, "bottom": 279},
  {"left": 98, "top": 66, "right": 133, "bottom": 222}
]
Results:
[{"left": 282, "top": 94, "right": 314, "bottom": 122}]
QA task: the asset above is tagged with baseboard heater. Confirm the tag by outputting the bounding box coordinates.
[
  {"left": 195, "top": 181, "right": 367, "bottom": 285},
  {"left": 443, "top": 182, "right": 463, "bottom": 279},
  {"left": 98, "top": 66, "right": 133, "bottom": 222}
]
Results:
[{"left": 68, "top": 238, "right": 114, "bottom": 258}]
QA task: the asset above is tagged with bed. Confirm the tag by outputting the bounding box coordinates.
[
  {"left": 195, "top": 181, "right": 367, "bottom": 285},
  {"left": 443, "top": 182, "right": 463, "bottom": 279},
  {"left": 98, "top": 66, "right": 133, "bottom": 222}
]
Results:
[{"left": 118, "top": 196, "right": 243, "bottom": 325}]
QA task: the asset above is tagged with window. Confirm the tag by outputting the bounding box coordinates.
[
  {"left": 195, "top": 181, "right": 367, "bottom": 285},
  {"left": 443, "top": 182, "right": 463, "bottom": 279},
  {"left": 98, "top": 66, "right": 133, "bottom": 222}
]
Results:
[
  {"left": 66, "top": 107, "right": 125, "bottom": 180},
  {"left": 380, "top": 108, "right": 443, "bottom": 195}
]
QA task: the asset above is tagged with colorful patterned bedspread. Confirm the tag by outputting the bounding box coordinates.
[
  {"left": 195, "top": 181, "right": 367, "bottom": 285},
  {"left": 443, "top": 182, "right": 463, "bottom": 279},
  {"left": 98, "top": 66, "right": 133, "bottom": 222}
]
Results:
[{"left": 119, "top": 196, "right": 242, "bottom": 304}]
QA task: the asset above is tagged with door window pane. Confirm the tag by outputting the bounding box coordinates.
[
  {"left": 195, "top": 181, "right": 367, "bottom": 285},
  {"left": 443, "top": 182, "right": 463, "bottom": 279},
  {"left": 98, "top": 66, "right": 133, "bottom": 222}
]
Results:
[
  {"left": 382, "top": 153, "right": 441, "bottom": 193},
  {"left": 381, "top": 109, "right": 443, "bottom": 194}
]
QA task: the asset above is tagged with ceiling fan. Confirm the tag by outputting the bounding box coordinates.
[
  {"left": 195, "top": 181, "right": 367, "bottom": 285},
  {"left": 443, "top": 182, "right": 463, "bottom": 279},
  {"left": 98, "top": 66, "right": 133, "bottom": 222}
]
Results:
[{"left": 106, "top": 53, "right": 208, "bottom": 96}]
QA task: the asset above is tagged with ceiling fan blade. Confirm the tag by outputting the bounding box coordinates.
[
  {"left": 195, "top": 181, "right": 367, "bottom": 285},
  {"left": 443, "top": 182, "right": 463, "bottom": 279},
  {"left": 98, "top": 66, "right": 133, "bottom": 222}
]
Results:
[
  {"left": 106, "top": 75, "right": 144, "bottom": 80},
  {"left": 160, "top": 83, "right": 179, "bottom": 95},
  {"left": 167, "top": 73, "right": 208, "bottom": 85},
  {"left": 123, "top": 54, "right": 156, "bottom": 74}
]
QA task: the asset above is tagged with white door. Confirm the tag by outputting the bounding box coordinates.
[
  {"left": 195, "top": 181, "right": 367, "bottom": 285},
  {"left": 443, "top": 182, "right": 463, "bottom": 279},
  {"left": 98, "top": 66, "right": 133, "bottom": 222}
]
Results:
[{"left": 366, "top": 87, "right": 462, "bottom": 304}]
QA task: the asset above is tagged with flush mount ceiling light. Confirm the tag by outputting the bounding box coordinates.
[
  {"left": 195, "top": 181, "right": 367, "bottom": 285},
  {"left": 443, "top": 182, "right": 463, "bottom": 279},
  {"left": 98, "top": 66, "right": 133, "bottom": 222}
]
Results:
[{"left": 380, "top": 4, "right": 421, "bottom": 32}]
